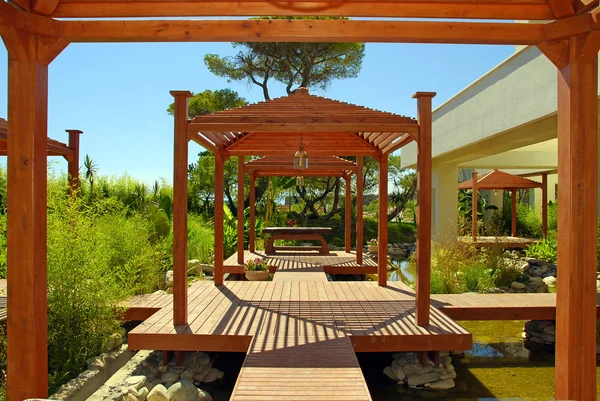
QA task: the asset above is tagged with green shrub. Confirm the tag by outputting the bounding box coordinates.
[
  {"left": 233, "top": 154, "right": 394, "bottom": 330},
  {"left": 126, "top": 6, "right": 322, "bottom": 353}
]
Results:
[
  {"left": 525, "top": 231, "right": 558, "bottom": 263},
  {"left": 0, "top": 323, "right": 6, "bottom": 401},
  {"left": 188, "top": 214, "right": 214, "bottom": 264},
  {"left": 503, "top": 199, "right": 542, "bottom": 238}
]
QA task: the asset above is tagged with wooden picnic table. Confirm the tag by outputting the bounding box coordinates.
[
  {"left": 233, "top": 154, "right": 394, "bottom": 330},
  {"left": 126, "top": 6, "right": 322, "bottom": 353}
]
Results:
[{"left": 263, "top": 227, "right": 332, "bottom": 255}]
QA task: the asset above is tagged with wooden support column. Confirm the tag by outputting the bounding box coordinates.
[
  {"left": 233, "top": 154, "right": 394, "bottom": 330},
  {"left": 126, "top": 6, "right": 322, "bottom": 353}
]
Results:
[
  {"left": 356, "top": 157, "right": 364, "bottom": 264},
  {"left": 171, "top": 90, "right": 192, "bottom": 326},
  {"left": 541, "top": 173, "right": 548, "bottom": 237},
  {"left": 414, "top": 92, "right": 435, "bottom": 326},
  {"left": 377, "top": 157, "right": 388, "bottom": 286},
  {"left": 66, "top": 129, "right": 82, "bottom": 195},
  {"left": 344, "top": 174, "right": 351, "bottom": 253},
  {"left": 214, "top": 155, "right": 225, "bottom": 286},
  {"left": 471, "top": 172, "right": 478, "bottom": 242},
  {"left": 249, "top": 172, "right": 256, "bottom": 253},
  {"left": 3, "top": 29, "right": 69, "bottom": 401},
  {"left": 237, "top": 156, "right": 245, "bottom": 264},
  {"left": 553, "top": 34, "right": 599, "bottom": 401},
  {"left": 511, "top": 189, "right": 517, "bottom": 237}
]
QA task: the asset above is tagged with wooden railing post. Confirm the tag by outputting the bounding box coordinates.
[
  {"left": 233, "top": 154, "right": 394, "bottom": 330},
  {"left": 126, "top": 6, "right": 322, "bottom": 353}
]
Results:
[
  {"left": 377, "top": 156, "right": 388, "bottom": 286},
  {"left": 345, "top": 174, "right": 351, "bottom": 253},
  {"left": 249, "top": 172, "right": 256, "bottom": 253},
  {"left": 471, "top": 172, "right": 478, "bottom": 242},
  {"left": 171, "top": 90, "right": 192, "bottom": 325},
  {"left": 66, "top": 129, "right": 82, "bottom": 195},
  {"left": 553, "top": 34, "right": 598, "bottom": 401},
  {"left": 541, "top": 173, "right": 548, "bottom": 237},
  {"left": 511, "top": 188, "right": 517, "bottom": 237},
  {"left": 214, "top": 155, "right": 225, "bottom": 286},
  {"left": 237, "top": 156, "right": 245, "bottom": 264},
  {"left": 4, "top": 29, "right": 68, "bottom": 401},
  {"left": 414, "top": 91, "right": 435, "bottom": 327},
  {"left": 356, "top": 157, "right": 364, "bottom": 264}
]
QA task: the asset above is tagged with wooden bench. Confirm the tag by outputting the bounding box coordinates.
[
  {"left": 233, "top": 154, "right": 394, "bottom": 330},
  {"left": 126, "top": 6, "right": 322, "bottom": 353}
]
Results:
[{"left": 263, "top": 227, "right": 332, "bottom": 255}]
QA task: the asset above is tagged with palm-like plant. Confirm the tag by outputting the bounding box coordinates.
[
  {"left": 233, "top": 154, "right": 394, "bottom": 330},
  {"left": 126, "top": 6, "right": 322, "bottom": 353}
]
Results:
[{"left": 83, "top": 155, "right": 98, "bottom": 200}]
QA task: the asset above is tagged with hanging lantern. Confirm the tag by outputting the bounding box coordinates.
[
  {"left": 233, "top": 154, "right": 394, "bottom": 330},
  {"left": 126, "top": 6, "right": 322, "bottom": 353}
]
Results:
[
  {"left": 297, "top": 175, "right": 305, "bottom": 188},
  {"left": 294, "top": 134, "right": 308, "bottom": 169}
]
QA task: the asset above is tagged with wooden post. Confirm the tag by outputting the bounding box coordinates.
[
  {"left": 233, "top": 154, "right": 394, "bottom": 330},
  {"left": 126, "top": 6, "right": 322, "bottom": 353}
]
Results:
[
  {"left": 554, "top": 34, "right": 598, "bottom": 401},
  {"left": 344, "top": 174, "right": 351, "bottom": 253},
  {"left": 471, "top": 172, "right": 478, "bottom": 242},
  {"left": 249, "top": 172, "right": 256, "bottom": 253},
  {"left": 377, "top": 157, "right": 388, "bottom": 286},
  {"left": 214, "top": 155, "right": 225, "bottom": 286},
  {"left": 356, "top": 157, "right": 364, "bottom": 264},
  {"left": 511, "top": 189, "right": 517, "bottom": 237},
  {"left": 171, "top": 90, "right": 192, "bottom": 325},
  {"left": 66, "top": 129, "right": 82, "bottom": 195},
  {"left": 414, "top": 92, "right": 435, "bottom": 326},
  {"left": 237, "top": 156, "right": 245, "bottom": 264},
  {"left": 541, "top": 173, "right": 548, "bottom": 237},
  {"left": 6, "top": 33, "right": 51, "bottom": 401}
]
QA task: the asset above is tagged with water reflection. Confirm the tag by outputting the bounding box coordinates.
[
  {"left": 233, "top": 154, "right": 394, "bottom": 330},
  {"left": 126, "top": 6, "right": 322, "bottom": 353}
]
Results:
[{"left": 388, "top": 258, "right": 415, "bottom": 286}]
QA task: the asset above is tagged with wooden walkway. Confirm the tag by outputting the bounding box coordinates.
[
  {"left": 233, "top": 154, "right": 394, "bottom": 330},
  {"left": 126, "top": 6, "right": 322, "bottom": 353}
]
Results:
[
  {"left": 225, "top": 250, "right": 378, "bottom": 275},
  {"left": 0, "top": 279, "right": 6, "bottom": 322}
]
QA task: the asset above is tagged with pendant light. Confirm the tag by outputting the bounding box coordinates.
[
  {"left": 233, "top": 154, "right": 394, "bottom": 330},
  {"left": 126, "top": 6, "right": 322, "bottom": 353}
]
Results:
[{"left": 294, "top": 134, "right": 308, "bottom": 169}]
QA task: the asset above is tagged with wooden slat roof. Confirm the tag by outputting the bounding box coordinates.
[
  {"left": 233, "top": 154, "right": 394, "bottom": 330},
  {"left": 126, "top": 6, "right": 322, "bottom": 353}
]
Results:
[
  {"left": 188, "top": 88, "right": 417, "bottom": 157},
  {"left": 245, "top": 156, "right": 356, "bottom": 177},
  {"left": 458, "top": 169, "right": 543, "bottom": 190}
]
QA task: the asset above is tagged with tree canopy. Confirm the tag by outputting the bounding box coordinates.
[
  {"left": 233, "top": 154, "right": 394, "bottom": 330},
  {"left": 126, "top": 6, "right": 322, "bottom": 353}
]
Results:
[
  {"left": 204, "top": 17, "right": 365, "bottom": 100},
  {"left": 167, "top": 88, "right": 247, "bottom": 117}
]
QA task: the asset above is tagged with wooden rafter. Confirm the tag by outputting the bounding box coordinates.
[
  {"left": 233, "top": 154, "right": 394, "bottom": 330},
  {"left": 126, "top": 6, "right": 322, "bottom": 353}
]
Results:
[
  {"left": 458, "top": 169, "right": 544, "bottom": 190},
  {"left": 246, "top": 155, "right": 356, "bottom": 177}
]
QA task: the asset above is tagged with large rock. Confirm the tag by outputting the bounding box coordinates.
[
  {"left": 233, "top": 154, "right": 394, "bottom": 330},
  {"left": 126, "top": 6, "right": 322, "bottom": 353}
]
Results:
[
  {"left": 428, "top": 378, "right": 455, "bottom": 390},
  {"left": 543, "top": 276, "right": 557, "bottom": 287},
  {"left": 161, "top": 372, "right": 180, "bottom": 384},
  {"left": 164, "top": 271, "right": 174, "bottom": 289},
  {"left": 197, "top": 389, "right": 213, "bottom": 401},
  {"left": 202, "top": 368, "right": 224, "bottom": 383},
  {"left": 383, "top": 366, "right": 400, "bottom": 382},
  {"left": 168, "top": 381, "right": 198, "bottom": 401},
  {"left": 391, "top": 360, "right": 406, "bottom": 381},
  {"left": 407, "top": 372, "right": 439, "bottom": 386},
  {"left": 511, "top": 281, "right": 526, "bottom": 290},
  {"left": 125, "top": 376, "right": 147, "bottom": 390},
  {"left": 148, "top": 384, "right": 170, "bottom": 401},
  {"left": 403, "top": 363, "right": 432, "bottom": 376},
  {"left": 188, "top": 260, "right": 201, "bottom": 273}
]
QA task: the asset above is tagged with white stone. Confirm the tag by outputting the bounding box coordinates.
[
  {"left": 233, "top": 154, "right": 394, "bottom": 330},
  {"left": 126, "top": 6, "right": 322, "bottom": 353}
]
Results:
[
  {"left": 197, "top": 389, "right": 212, "bottom": 401},
  {"left": 180, "top": 369, "right": 194, "bottom": 381},
  {"left": 168, "top": 381, "right": 198, "bottom": 401},
  {"left": 391, "top": 360, "right": 406, "bottom": 381},
  {"left": 148, "top": 384, "right": 170, "bottom": 401},
  {"left": 406, "top": 372, "right": 439, "bottom": 386},
  {"left": 383, "top": 366, "right": 399, "bottom": 382},
  {"left": 202, "top": 368, "right": 224, "bottom": 383},
  {"left": 125, "top": 376, "right": 147, "bottom": 390},
  {"left": 543, "top": 276, "right": 556, "bottom": 287},
  {"left": 403, "top": 363, "right": 432, "bottom": 376},
  {"left": 160, "top": 372, "right": 180, "bottom": 383},
  {"left": 158, "top": 364, "right": 168, "bottom": 373},
  {"left": 440, "top": 355, "right": 452, "bottom": 369},
  {"left": 164, "top": 271, "right": 174, "bottom": 289},
  {"left": 511, "top": 281, "right": 526, "bottom": 290},
  {"left": 428, "top": 378, "right": 455, "bottom": 390}
]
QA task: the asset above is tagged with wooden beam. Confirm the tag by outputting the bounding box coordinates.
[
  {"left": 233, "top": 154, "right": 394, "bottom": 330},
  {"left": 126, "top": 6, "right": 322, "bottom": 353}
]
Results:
[
  {"left": 6, "top": 31, "right": 49, "bottom": 401},
  {"left": 472, "top": 172, "right": 478, "bottom": 241},
  {"left": 555, "top": 33, "right": 598, "bottom": 401},
  {"left": 537, "top": 39, "right": 570, "bottom": 69},
  {"left": 542, "top": 173, "right": 548, "bottom": 237},
  {"left": 7, "top": 0, "right": 31, "bottom": 12},
  {"left": 188, "top": 122, "right": 418, "bottom": 133},
  {"left": 511, "top": 189, "right": 517, "bottom": 237},
  {"left": 61, "top": 19, "right": 548, "bottom": 45},
  {"left": 190, "top": 132, "right": 220, "bottom": 154},
  {"left": 382, "top": 133, "right": 416, "bottom": 155},
  {"left": 377, "top": 157, "right": 388, "bottom": 287},
  {"left": 52, "top": 1, "right": 555, "bottom": 20},
  {"left": 249, "top": 173, "right": 256, "bottom": 253},
  {"left": 345, "top": 174, "right": 351, "bottom": 253},
  {"left": 36, "top": 36, "right": 69, "bottom": 66},
  {"left": 66, "top": 129, "right": 81, "bottom": 195},
  {"left": 237, "top": 156, "right": 244, "bottom": 265},
  {"left": 171, "top": 90, "right": 191, "bottom": 326},
  {"left": 414, "top": 92, "right": 434, "bottom": 327},
  {"left": 32, "top": 0, "right": 61, "bottom": 16},
  {"left": 546, "top": 0, "right": 576, "bottom": 18},
  {"left": 356, "top": 157, "right": 364, "bottom": 265},
  {"left": 214, "top": 156, "right": 225, "bottom": 286}
]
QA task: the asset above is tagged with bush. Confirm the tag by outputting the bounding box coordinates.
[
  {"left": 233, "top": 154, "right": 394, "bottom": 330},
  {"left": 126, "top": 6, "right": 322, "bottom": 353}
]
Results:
[
  {"left": 188, "top": 214, "right": 214, "bottom": 264},
  {"left": 525, "top": 231, "right": 558, "bottom": 263},
  {"left": 503, "top": 199, "right": 542, "bottom": 238}
]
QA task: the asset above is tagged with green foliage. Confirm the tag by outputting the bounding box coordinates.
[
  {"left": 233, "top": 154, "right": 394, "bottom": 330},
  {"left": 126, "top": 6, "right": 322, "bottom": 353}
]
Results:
[
  {"left": 0, "top": 323, "right": 5, "bottom": 401},
  {"left": 502, "top": 198, "right": 542, "bottom": 238},
  {"left": 167, "top": 88, "right": 247, "bottom": 117},
  {"left": 525, "top": 232, "right": 558, "bottom": 263},
  {"left": 187, "top": 214, "right": 215, "bottom": 264},
  {"left": 457, "top": 190, "right": 485, "bottom": 236},
  {"left": 420, "top": 241, "right": 521, "bottom": 294},
  {"left": 244, "top": 258, "right": 270, "bottom": 272},
  {"left": 204, "top": 17, "right": 365, "bottom": 99}
]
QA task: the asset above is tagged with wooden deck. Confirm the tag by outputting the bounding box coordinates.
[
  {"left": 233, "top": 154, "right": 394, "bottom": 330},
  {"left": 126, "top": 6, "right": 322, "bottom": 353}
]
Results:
[
  {"left": 0, "top": 279, "right": 6, "bottom": 322},
  {"left": 225, "top": 250, "right": 378, "bottom": 275}
]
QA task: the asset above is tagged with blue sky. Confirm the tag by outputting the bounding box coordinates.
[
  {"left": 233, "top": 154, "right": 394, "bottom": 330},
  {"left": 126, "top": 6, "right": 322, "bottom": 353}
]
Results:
[{"left": 0, "top": 42, "right": 514, "bottom": 184}]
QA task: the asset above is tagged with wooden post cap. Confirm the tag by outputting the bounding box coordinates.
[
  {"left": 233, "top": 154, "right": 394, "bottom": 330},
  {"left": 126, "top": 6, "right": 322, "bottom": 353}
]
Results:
[
  {"left": 65, "top": 129, "right": 83, "bottom": 134},
  {"left": 412, "top": 92, "right": 437, "bottom": 98},
  {"left": 170, "top": 90, "right": 193, "bottom": 98},
  {"left": 293, "top": 87, "right": 309, "bottom": 95}
]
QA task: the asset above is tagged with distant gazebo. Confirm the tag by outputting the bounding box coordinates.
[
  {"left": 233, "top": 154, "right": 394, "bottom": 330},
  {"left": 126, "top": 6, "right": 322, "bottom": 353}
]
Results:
[{"left": 458, "top": 169, "right": 548, "bottom": 243}]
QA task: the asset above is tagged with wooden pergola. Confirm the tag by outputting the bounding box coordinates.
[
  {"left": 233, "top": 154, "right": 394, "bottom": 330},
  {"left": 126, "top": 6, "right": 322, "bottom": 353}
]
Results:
[
  {"left": 0, "top": 118, "right": 82, "bottom": 193},
  {"left": 171, "top": 86, "right": 433, "bottom": 317},
  {"left": 244, "top": 155, "right": 358, "bottom": 254},
  {"left": 2, "top": 2, "right": 599, "bottom": 400},
  {"left": 459, "top": 169, "right": 548, "bottom": 240}
]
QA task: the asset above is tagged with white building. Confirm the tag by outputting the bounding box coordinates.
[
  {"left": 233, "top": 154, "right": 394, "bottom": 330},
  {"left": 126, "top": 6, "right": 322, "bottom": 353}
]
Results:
[{"left": 401, "top": 45, "right": 600, "bottom": 239}]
